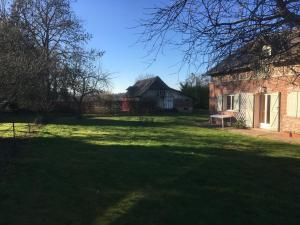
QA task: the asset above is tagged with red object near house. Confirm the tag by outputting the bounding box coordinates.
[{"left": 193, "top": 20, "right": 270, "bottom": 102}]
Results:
[{"left": 121, "top": 97, "right": 130, "bottom": 112}]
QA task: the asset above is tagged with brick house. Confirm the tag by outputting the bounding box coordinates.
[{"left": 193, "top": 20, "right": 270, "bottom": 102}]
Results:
[
  {"left": 121, "top": 76, "right": 193, "bottom": 113},
  {"left": 208, "top": 33, "right": 300, "bottom": 133}
]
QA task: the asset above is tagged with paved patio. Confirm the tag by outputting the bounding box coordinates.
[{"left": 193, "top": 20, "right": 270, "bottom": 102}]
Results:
[
  {"left": 197, "top": 121, "right": 300, "bottom": 145},
  {"left": 227, "top": 128, "right": 300, "bottom": 145}
]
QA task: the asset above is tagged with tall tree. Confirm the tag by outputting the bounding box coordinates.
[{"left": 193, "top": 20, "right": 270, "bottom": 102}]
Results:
[
  {"left": 135, "top": 74, "right": 156, "bottom": 82},
  {"left": 0, "top": 1, "right": 44, "bottom": 110},
  {"left": 67, "top": 49, "right": 110, "bottom": 117},
  {"left": 180, "top": 73, "right": 209, "bottom": 109},
  {"left": 11, "top": 0, "right": 90, "bottom": 110}
]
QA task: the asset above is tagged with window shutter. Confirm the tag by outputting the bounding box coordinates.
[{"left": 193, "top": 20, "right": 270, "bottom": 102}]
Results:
[
  {"left": 287, "top": 92, "right": 298, "bottom": 117},
  {"left": 223, "top": 95, "right": 227, "bottom": 111},
  {"left": 243, "top": 93, "right": 254, "bottom": 128},
  {"left": 270, "top": 92, "right": 280, "bottom": 131},
  {"left": 234, "top": 94, "right": 240, "bottom": 112},
  {"left": 217, "top": 95, "right": 223, "bottom": 112},
  {"left": 298, "top": 93, "right": 300, "bottom": 118}
]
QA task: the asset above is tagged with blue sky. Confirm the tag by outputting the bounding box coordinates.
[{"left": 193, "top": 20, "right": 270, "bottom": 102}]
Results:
[{"left": 72, "top": 0, "right": 192, "bottom": 93}]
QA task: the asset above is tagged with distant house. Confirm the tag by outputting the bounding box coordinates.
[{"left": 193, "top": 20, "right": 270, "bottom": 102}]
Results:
[
  {"left": 121, "top": 76, "right": 193, "bottom": 113},
  {"left": 208, "top": 32, "right": 300, "bottom": 133}
]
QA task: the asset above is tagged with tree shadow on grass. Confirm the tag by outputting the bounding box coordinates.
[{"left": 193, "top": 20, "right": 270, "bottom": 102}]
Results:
[
  {"left": 0, "top": 113, "right": 208, "bottom": 128},
  {"left": 45, "top": 116, "right": 208, "bottom": 128},
  {"left": 0, "top": 136, "right": 299, "bottom": 225}
]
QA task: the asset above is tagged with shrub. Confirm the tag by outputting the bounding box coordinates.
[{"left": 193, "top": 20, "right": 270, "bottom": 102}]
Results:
[
  {"left": 233, "top": 118, "right": 247, "bottom": 129},
  {"left": 34, "top": 115, "right": 50, "bottom": 125}
]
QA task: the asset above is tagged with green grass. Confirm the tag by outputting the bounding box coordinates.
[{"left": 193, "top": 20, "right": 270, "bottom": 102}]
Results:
[{"left": 0, "top": 113, "right": 300, "bottom": 225}]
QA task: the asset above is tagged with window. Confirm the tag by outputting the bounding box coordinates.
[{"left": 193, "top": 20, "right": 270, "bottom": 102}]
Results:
[
  {"left": 226, "top": 95, "right": 235, "bottom": 110},
  {"left": 287, "top": 92, "right": 300, "bottom": 118},
  {"left": 262, "top": 45, "right": 272, "bottom": 57},
  {"left": 158, "top": 90, "right": 165, "bottom": 97}
]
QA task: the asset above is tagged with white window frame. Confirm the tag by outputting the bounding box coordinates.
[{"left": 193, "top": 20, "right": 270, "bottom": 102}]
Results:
[
  {"left": 226, "top": 95, "right": 235, "bottom": 111},
  {"left": 158, "top": 90, "right": 166, "bottom": 97},
  {"left": 262, "top": 45, "right": 272, "bottom": 57}
]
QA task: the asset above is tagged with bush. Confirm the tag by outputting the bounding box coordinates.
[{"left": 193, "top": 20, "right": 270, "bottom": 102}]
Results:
[
  {"left": 128, "top": 99, "right": 158, "bottom": 114},
  {"left": 34, "top": 114, "right": 51, "bottom": 125},
  {"left": 180, "top": 82, "right": 209, "bottom": 110},
  {"left": 233, "top": 118, "right": 247, "bottom": 129}
]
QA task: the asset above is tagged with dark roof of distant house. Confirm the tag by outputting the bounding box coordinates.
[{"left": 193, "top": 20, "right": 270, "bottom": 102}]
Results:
[
  {"left": 125, "top": 76, "right": 181, "bottom": 97},
  {"left": 207, "top": 31, "right": 300, "bottom": 76}
]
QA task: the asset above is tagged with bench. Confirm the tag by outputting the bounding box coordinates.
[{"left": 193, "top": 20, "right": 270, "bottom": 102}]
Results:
[{"left": 210, "top": 114, "right": 233, "bottom": 128}]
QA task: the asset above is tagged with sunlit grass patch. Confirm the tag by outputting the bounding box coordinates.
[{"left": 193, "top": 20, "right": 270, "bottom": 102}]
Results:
[{"left": 0, "top": 123, "right": 34, "bottom": 138}]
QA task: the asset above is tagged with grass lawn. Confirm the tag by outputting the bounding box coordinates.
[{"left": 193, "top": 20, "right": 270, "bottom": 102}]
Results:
[{"left": 0, "top": 113, "right": 300, "bottom": 225}]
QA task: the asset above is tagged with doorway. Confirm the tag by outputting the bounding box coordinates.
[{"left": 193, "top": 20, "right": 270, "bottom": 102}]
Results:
[{"left": 259, "top": 94, "right": 271, "bottom": 129}]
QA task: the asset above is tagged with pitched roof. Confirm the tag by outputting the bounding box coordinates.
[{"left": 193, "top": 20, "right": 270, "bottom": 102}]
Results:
[
  {"left": 207, "top": 31, "right": 300, "bottom": 76},
  {"left": 125, "top": 76, "right": 172, "bottom": 97},
  {"left": 207, "top": 44, "right": 257, "bottom": 75}
]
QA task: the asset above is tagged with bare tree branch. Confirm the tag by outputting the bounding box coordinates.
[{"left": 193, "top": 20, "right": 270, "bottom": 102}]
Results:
[{"left": 139, "top": 0, "right": 300, "bottom": 73}]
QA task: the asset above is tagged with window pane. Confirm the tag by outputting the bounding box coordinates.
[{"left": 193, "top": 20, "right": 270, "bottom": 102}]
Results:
[
  {"left": 227, "top": 96, "right": 231, "bottom": 110},
  {"left": 260, "top": 94, "right": 265, "bottom": 123},
  {"left": 232, "top": 96, "right": 235, "bottom": 110}
]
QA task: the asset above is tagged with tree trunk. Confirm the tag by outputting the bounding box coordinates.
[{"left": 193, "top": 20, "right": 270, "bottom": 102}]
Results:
[{"left": 73, "top": 96, "right": 84, "bottom": 119}]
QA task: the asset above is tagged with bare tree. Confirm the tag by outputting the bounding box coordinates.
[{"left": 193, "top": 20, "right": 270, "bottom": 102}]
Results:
[
  {"left": 67, "top": 50, "right": 110, "bottom": 117},
  {"left": 0, "top": 0, "right": 111, "bottom": 116},
  {"left": 0, "top": 1, "right": 44, "bottom": 111},
  {"left": 139, "top": 0, "right": 300, "bottom": 72},
  {"left": 11, "top": 0, "right": 90, "bottom": 110},
  {"left": 135, "top": 74, "right": 156, "bottom": 82},
  {"left": 0, "top": 0, "right": 8, "bottom": 18}
]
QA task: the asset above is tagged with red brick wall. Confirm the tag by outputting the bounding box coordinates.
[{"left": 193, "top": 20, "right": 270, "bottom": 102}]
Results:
[{"left": 209, "top": 65, "right": 300, "bottom": 132}]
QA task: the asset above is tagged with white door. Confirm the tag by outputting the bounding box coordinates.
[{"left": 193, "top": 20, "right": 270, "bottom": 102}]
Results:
[
  {"left": 259, "top": 93, "right": 280, "bottom": 131},
  {"left": 260, "top": 94, "right": 271, "bottom": 129},
  {"left": 270, "top": 92, "right": 280, "bottom": 131}
]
